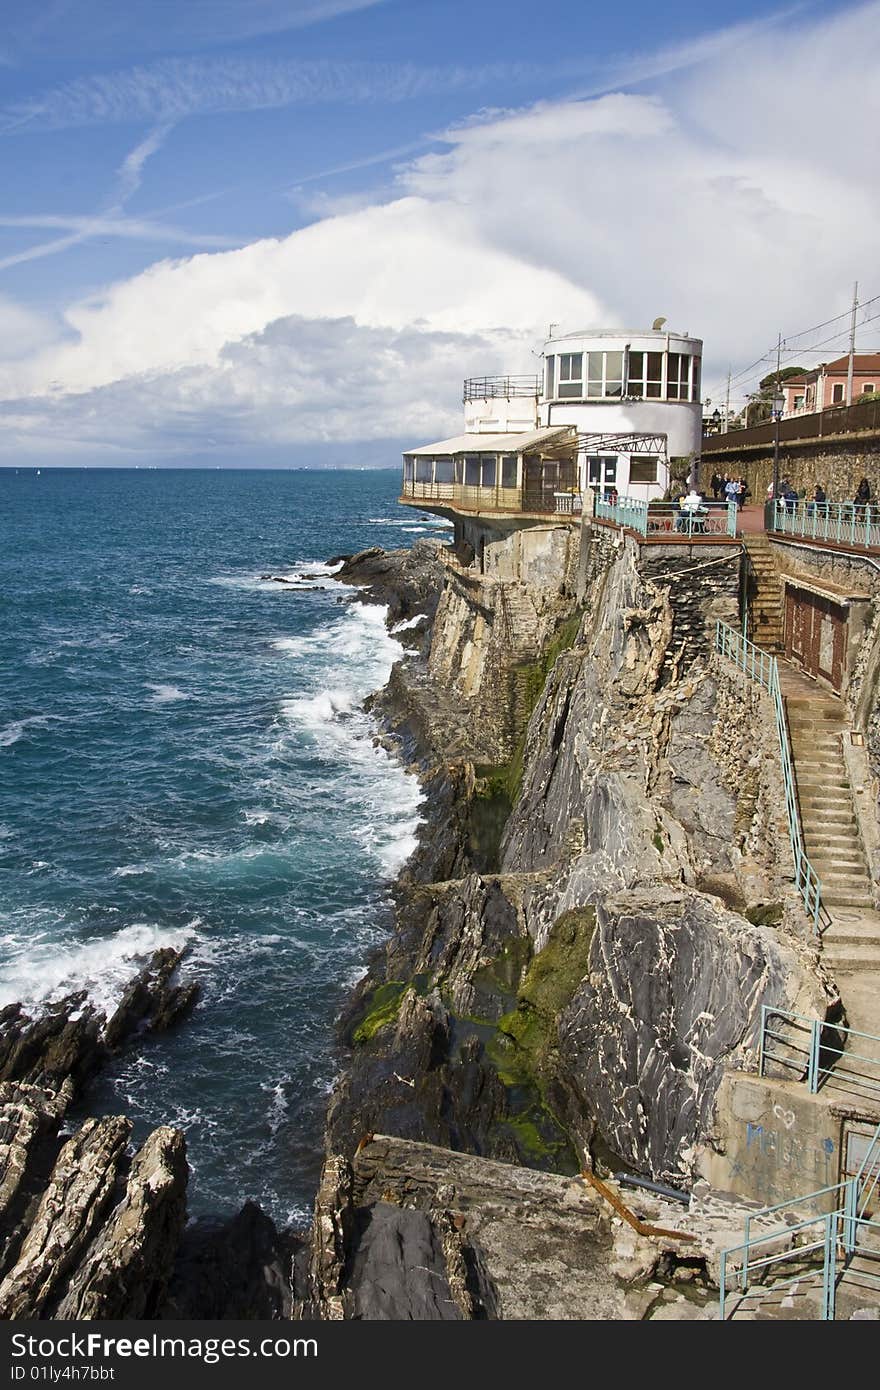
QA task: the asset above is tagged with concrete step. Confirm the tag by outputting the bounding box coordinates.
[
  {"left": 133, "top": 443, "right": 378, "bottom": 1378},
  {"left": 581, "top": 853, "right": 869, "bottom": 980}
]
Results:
[
  {"left": 796, "top": 776, "right": 853, "bottom": 791},
  {"left": 799, "top": 792, "right": 857, "bottom": 807},
  {"left": 811, "top": 859, "right": 870, "bottom": 877},
  {"left": 824, "top": 894, "right": 877, "bottom": 910}
]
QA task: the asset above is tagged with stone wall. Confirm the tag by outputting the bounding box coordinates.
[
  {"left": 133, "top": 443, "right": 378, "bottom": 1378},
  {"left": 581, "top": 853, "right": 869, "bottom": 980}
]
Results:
[{"left": 700, "top": 437, "right": 880, "bottom": 504}]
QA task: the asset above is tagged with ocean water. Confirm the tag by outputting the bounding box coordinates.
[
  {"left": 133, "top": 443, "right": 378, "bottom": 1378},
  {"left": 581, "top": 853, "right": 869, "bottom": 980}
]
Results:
[{"left": 0, "top": 467, "right": 451, "bottom": 1227}]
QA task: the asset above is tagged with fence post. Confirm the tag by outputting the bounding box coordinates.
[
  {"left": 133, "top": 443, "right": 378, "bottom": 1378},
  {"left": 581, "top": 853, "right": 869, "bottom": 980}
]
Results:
[{"left": 758, "top": 1005, "right": 768, "bottom": 1077}]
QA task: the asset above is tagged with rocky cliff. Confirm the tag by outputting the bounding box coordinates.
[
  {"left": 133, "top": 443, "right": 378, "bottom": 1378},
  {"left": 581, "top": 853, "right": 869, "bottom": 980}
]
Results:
[{"left": 302, "top": 520, "right": 837, "bottom": 1317}]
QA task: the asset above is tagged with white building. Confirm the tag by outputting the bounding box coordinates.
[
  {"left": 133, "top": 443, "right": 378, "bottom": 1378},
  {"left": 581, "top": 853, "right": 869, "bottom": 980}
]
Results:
[{"left": 466, "top": 329, "right": 702, "bottom": 501}]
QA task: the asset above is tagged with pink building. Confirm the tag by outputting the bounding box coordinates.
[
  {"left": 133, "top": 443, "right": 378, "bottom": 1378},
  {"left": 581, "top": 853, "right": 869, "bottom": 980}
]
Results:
[{"left": 783, "top": 352, "right": 880, "bottom": 417}]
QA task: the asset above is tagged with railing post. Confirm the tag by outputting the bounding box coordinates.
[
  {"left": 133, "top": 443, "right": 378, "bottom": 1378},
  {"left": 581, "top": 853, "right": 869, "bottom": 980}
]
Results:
[
  {"left": 759, "top": 1005, "right": 768, "bottom": 1077},
  {"left": 719, "top": 1254, "right": 727, "bottom": 1320},
  {"left": 741, "top": 1218, "right": 751, "bottom": 1293},
  {"left": 822, "top": 1212, "right": 837, "bottom": 1321},
  {"left": 808, "top": 1019, "right": 821, "bottom": 1092},
  {"left": 844, "top": 1176, "right": 858, "bottom": 1256}
]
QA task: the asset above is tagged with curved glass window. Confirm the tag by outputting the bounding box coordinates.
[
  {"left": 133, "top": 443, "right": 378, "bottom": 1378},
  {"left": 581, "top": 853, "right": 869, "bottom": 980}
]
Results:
[
  {"left": 628, "top": 351, "right": 663, "bottom": 398},
  {"left": 433, "top": 456, "right": 454, "bottom": 483}
]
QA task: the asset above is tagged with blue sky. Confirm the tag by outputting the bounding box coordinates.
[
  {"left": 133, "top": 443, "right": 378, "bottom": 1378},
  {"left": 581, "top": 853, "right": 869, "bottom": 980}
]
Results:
[{"left": 0, "top": 0, "right": 877, "bottom": 464}]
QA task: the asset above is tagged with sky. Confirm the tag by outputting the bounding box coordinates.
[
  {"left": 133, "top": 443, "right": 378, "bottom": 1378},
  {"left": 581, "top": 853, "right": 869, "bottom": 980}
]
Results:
[{"left": 0, "top": 0, "right": 878, "bottom": 466}]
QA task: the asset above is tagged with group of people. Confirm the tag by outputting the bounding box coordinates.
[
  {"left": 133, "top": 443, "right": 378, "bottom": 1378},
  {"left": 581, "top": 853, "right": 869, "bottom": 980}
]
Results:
[
  {"left": 709, "top": 472, "right": 750, "bottom": 509},
  {"left": 768, "top": 476, "right": 873, "bottom": 515}
]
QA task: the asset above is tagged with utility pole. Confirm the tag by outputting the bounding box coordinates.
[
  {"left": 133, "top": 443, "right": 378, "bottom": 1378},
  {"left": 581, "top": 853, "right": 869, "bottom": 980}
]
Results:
[
  {"left": 724, "top": 368, "right": 731, "bottom": 434},
  {"left": 772, "top": 333, "right": 783, "bottom": 507},
  {"left": 846, "top": 281, "right": 858, "bottom": 407}
]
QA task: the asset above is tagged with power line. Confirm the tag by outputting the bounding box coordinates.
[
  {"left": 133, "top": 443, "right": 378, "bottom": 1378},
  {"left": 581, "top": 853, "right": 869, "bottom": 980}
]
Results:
[{"left": 704, "top": 286, "right": 879, "bottom": 401}]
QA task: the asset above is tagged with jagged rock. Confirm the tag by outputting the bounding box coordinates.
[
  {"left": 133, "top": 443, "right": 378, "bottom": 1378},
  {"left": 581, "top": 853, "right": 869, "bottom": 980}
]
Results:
[
  {"left": 104, "top": 947, "right": 200, "bottom": 1048},
  {"left": 161, "top": 1199, "right": 295, "bottom": 1321},
  {"left": 557, "top": 885, "right": 830, "bottom": 1183},
  {"left": 0, "top": 1082, "right": 71, "bottom": 1280},
  {"left": 0, "top": 997, "right": 104, "bottom": 1094},
  {"left": 333, "top": 540, "right": 446, "bottom": 627},
  {"left": 0, "top": 1115, "right": 131, "bottom": 1318},
  {"left": 0, "top": 948, "right": 201, "bottom": 1096},
  {"left": 54, "top": 1126, "right": 187, "bottom": 1319}
]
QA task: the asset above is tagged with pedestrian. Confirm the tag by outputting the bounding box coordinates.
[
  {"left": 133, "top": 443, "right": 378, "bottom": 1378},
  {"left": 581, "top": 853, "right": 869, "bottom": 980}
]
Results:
[
  {"left": 736, "top": 477, "right": 748, "bottom": 510},
  {"left": 854, "top": 478, "right": 871, "bottom": 508},
  {"left": 710, "top": 471, "right": 723, "bottom": 500},
  {"left": 724, "top": 476, "right": 738, "bottom": 507}
]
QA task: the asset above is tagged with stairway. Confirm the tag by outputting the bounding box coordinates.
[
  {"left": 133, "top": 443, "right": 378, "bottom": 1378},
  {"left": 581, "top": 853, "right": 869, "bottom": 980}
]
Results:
[
  {"left": 744, "top": 534, "right": 785, "bottom": 651},
  {"left": 783, "top": 681, "right": 880, "bottom": 978}
]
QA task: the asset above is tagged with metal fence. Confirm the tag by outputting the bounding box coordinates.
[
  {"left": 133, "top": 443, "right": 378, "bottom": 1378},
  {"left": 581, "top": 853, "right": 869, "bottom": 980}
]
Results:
[
  {"left": 703, "top": 395, "right": 880, "bottom": 453},
  {"left": 714, "top": 621, "right": 822, "bottom": 932},
  {"left": 646, "top": 500, "right": 738, "bottom": 538},
  {"left": 772, "top": 499, "right": 880, "bottom": 550}
]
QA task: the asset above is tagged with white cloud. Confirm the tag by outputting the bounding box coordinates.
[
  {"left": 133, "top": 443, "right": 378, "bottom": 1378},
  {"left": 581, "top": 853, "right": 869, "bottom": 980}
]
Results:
[{"left": 2, "top": 2, "right": 880, "bottom": 459}]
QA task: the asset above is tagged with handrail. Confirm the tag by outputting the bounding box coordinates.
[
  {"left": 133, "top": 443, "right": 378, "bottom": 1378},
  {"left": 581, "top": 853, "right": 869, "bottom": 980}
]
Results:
[
  {"left": 772, "top": 498, "right": 880, "bottom": 550},
  {"left": 720, "top": 1121, "right": 880, "bottom": 1319},
  {"left": 714, "top": 620, "right": 822, "bottom": 932},
  {"left": 759, "top": 1005, "right": 880, "bottom": 1098},
  {"left": 594, "top": 493, "right": 650, "bottom": 536}
]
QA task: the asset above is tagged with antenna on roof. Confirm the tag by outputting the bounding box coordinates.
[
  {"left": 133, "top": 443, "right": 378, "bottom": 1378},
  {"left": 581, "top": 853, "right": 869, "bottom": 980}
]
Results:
[{"left": 652, "top": 316, "right": 667, "bottom": 331}]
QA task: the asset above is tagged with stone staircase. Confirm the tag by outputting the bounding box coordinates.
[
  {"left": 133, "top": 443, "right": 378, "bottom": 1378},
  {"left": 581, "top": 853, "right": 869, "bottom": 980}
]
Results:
[
  {"left": 784, "top": 682, "right": 880, "bottom": 977},
  {"left": 744, "top": 533, "right": 785, "bottom": 651}
]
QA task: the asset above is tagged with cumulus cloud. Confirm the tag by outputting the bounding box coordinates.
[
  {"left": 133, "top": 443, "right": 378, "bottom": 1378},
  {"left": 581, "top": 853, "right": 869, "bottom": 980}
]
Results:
[
  {"left": 2, "top": 1, "right": 879, "bottom": 462},
  {"left": 0, "top": 315, "right": 517, "bottom": 462}
]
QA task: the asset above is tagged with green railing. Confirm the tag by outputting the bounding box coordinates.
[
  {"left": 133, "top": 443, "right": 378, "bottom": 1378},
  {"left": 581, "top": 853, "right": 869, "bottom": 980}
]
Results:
[
  {"left": 759, "top": 1006, "right": 880, "bottom": 1101},
  {"left": 594, "top": 494, "right": 649, "bottom": 535},
  {"left": 719, "top": 1122, "right": 880, "bottom": 1320},
  {"left": 714, "top": 621, "right": 822, "bottom": 932},
  {"left": 772, "top": 499, "right": 880, "bottom": 550}
]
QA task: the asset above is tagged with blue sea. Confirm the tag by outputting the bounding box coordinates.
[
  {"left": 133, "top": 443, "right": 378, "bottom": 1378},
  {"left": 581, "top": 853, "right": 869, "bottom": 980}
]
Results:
[{"left": 0, "top": 468, "right": 450, "bottom": 1226}]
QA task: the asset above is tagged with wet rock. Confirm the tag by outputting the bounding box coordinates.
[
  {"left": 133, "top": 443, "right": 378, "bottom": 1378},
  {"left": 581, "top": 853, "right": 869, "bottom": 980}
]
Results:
[{"left": 0, "top": 949, "right": 201, "bottom": 1096}]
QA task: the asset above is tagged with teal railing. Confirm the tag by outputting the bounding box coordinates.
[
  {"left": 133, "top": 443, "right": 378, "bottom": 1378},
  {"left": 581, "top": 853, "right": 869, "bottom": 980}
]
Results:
[
  {"left": 719, "top": 1122, "right": 880, "bottom": 1320},
  {"left": 595, "top": 496, "right": 739, "bottom": 539},
  {"left": 772, "top": 499, "right": 880, "bottom": 549},
  {"left": 714, "top": 621, "right": 822, "bottom": 932},
  {"left": 759, "top": 1006, "right": 880, "bottom": 1101},
  {"left": 594, "top": 494, "right": 649, "bottom": 535}
]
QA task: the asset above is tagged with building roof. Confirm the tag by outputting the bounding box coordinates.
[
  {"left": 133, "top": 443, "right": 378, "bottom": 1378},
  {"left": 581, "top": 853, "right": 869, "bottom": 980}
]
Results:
[
  {"left": 785, "top": 352, "right": 880, "bottom": 386},
  {"left": 403, "top": 427, "right": 575, "bottom": 457}
]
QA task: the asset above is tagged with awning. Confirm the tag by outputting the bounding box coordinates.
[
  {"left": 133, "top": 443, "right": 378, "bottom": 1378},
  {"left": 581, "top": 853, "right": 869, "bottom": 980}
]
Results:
[{"left": 403, "top": 427, "right": 576, "bottom": 457}]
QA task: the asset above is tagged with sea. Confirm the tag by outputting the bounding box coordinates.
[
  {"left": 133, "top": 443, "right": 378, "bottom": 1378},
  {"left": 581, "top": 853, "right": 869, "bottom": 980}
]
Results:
[{"left": 0, "top": 467, "right": 450, "bottom": 1228}]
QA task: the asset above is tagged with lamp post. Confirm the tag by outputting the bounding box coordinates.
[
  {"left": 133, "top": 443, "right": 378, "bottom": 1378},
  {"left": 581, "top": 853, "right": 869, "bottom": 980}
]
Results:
[{"left": 771, "top": 390, "right": 785, "bottom": 507}]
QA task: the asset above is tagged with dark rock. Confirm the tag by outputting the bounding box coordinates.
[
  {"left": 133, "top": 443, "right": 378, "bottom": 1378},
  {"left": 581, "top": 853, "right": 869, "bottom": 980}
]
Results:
[
  {"left": 346, "top": 1203, "right": 462, "bottom": 1320},
  {"left": 162, "top": 1201, "right": 297, "bottom": 1320}
]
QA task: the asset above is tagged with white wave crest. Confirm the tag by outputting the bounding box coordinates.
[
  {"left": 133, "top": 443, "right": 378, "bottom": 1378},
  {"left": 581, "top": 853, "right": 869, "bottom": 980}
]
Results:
[
  {"left": 146, "top": 683, "right": 187, "bottom": 705},
  {"left": 0, "top": 920, "right": 202, "bottom": 1014},
  {"left": 0, "top": 716, "right": 49, "bottom": 749}
]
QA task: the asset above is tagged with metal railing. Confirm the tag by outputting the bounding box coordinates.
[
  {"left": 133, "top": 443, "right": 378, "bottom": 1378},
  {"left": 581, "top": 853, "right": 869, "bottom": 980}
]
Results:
[
  {"left": 772, "top": 499, "right": 880, "bottom": 550},
  {"left": 645, "top": 500, "right": 738, "bottom": 538},
  {"left": 714, "top": 621, "right": 822, "bottom": 932},
  {"left": 719, "top": 1122, "right": 880, "bottom": 1320},
  {"left": 759, "top": 1006, "right": 880, "bottom": 1101},
  {"left": 594, "top": 494, "right": 649, "bottom": 536},
  {"left": 462, "top": 375, "right": 541, "bottom": 402}
]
